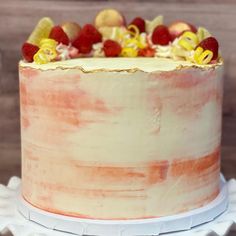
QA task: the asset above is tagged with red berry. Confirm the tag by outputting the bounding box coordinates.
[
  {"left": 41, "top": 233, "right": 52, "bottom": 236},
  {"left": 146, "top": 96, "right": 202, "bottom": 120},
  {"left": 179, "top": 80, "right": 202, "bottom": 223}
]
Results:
[
  {"left": 129, "top": 17, "right": 145, "bottom": 33},
  {"left": 103, "top": 40, "right": 122, "bottom": 57},
  {"left": 138, "top": 47, "right": 155, "bottom": 57},
  {"left": 72, "top": 24, "right": 102, "bottom": 54},
  {"left": 80, "top": 24, "right": 102, "bottom": 44},
  {"left": 72, "top": 34, "right": 93, "bottom": 54},
  {"left": 49, "top": 26, "right": 69, "bottom": 45},
  {"left": 152, "top": 25, "right": 171, "bottom": 46},
  {"left": 189, "top": 24, "right": 197, "bottom": 33},
  {"left": 198, "top": 37, "right": 219, "bottom": 60},
  {"left": 21, "top": 42, "right": 39, "bottom": 62}
]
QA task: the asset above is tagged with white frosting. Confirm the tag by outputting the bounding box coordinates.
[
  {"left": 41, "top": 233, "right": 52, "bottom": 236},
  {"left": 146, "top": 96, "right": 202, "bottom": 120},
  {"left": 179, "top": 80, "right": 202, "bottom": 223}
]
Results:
[
  {"left": 19, "top": 56, "right": 223, "bottom": 219},
  {"left": 19, "top": 57, "right": 221, "bottom": 73},
  {"left": 92, "top": 43, "right": 105, "bottom": 57},
  {"left": 154, "top": 45, "right": 172, "bottom": 58}
]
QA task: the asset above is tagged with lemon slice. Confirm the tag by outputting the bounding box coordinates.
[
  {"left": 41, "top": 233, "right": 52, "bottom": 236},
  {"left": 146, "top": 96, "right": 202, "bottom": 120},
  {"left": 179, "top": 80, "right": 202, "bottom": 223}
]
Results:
[
  {"left": 98, "top": 26, "right": 127, "bottom": 42},
  {"left": 197, "top": 27, "right": 211, "bottom": 42},
  {"left": 27, "top": 17, "right": 54, "bottom": 46}
]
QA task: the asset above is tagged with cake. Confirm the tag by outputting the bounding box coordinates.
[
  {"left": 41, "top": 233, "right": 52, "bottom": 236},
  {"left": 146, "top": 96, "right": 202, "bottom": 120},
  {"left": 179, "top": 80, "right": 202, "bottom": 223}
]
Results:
[{"left": 19, "top": 9, "right": 223, "bottom": 220}]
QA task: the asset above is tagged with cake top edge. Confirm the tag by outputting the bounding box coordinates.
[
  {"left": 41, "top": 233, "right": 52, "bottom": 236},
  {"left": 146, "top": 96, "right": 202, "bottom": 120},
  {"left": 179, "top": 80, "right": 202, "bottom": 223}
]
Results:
[
  {"left": 19, "top": 57, "right": 223, "bottom": 73},
  {"left": 21, "top": 9, "right": 221, "bottom": 67}
]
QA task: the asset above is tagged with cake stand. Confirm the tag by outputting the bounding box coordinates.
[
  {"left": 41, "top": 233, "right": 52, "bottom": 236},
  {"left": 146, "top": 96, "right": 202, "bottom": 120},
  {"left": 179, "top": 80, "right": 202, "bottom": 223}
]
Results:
[{"left": 1, "top": 174, "right": 236, "bottom": 236}]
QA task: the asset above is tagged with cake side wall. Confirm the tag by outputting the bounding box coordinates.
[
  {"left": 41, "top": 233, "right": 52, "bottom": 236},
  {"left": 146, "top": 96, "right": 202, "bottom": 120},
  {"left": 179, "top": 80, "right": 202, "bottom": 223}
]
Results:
[{"left": 19, "top": 65, "right": 223, "bottom": 219}]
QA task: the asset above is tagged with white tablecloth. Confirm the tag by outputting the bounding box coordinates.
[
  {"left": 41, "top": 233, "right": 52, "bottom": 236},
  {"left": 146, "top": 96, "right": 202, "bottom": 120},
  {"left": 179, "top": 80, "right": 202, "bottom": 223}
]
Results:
[{"left": 0, "top": 177, "right": 236, "bottom": 236}]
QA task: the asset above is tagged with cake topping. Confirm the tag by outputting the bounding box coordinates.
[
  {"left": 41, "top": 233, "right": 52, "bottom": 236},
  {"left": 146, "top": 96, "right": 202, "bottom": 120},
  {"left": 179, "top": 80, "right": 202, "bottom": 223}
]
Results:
[
  {"left": 145, "top": 15, "right": 163, "bottom": 34},
  {"left": 103, "top": 39, "right": 122, "bottom": 57},
  {"left": 72, "top": 24, "right": 102, "bottom": 54},
  {"left": 33, "top": 39, "right": 58, "bottom": 64},
  {"left": 79, "top": 24, "right": 102, "bottom": 44},
  {"left": 138, "top": 47, "right": 155, "bottom": 57},
  {"left": 197, "top": 37, "right": 219, "bottom": 60},
  {"left": 178, "top": 31, "right": 199, "bottom": 51},
  {"left": 151, "top": 25, "right": 171, "bottom": 46},
  {"left": 49, "top": 26, "right": 70, "bottom": 45},
  {"left": 21, "top": 9, "right": 221, "bottom": 65},
  {"left": 95, "top": 9, "right": 125, "bottom": 28},
  {"left": 194, "top": 46, "right": 213, "bottom": 65},
  {"left": 27, "top": 17, "right": 54, "bottom": 47},
  {"left": 168, "top": 21, "right": 197, "bottom": 41},
  {"left": 129, "top": 17, "right": 146, "bottom": 33},
  {"left": 61, "top": 22, "right": 81, "bottom": 42},
  {"left": 21, "top": 42, "right": 40, "bottom": 63}
]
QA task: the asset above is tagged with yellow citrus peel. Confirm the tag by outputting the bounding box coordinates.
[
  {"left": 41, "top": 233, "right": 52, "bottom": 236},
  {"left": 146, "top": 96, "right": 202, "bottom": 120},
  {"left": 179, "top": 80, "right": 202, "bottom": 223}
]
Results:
[
  {"left": 120, "top": 24, "right": 147, "bottom": 56},
  {"left": 194, "top": 46, "right": 213, "bottom": 65},
  {"left": 121, "top": 47, "right": 138, "bottom": 57},
  {"left": 178, "top": 31, "right": 199, "bottom": 51},
  {"left": 34, "top": 38, "right": 58, "bottom": 64},
  {"left": 39, "top": 38, "right": 57, "bottom": 49},
  {"left": 127, "top": 24, "right": 140, "bottom": 38},
  {"left": 137, "top": 34, "right": 147, "bottom": 49},
  {"left": 124, "top": 37, "right": 146, "bottom": 49},
  {"left": 33, "top": 52, "right": 49, "bottom": 64}
]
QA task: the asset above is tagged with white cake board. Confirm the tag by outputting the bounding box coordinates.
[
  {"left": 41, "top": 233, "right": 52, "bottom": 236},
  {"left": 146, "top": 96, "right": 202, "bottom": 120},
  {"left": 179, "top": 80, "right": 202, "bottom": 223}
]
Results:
[
  {"left": 14, "top": 175, "right": 228, "bottom": 236},
  {"left": 1, "top": 175, "right": 236, "bottom": 236}
]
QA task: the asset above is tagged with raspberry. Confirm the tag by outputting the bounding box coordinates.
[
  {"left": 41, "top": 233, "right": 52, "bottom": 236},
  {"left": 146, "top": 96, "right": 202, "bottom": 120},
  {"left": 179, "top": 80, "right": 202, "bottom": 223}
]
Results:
[
  {"left": 72, "top": 34, "right": 93, "bottom": 54},
  {"left": 129, "top": 17, "right": 145, "bottom": 33},
  {"left": 49, "top": 26, "right": 69, "bottom": 45},
  {"left": 152, "top": 25, "right": 171, "bottom": 46},
  {"left": 198, "top": 37, "right": 219, "bottom": 60},
  {"left": 80, "top": 24, "right": 102, "bottom": 44},
  {"left": 72, "top": 24, "right": 102, "bottom": 54},
  {"left": 190, "top": 24, "right": 197, "bottom": 33},
  {"left": 103, "top": 40, "right": 122, "bottom": 57},
  {"left": 138, "top": 47, "right": 155, "bottom": 57},
  {"left": 21, "top": 42, "right": 39, "bottom": 62}
]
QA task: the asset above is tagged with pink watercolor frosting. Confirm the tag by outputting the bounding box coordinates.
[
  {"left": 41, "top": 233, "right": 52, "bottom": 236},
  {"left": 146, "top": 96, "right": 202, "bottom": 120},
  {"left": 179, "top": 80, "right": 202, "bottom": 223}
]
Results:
[{"left": 19, "top": 57, "right": 223, "bottom": 219}]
